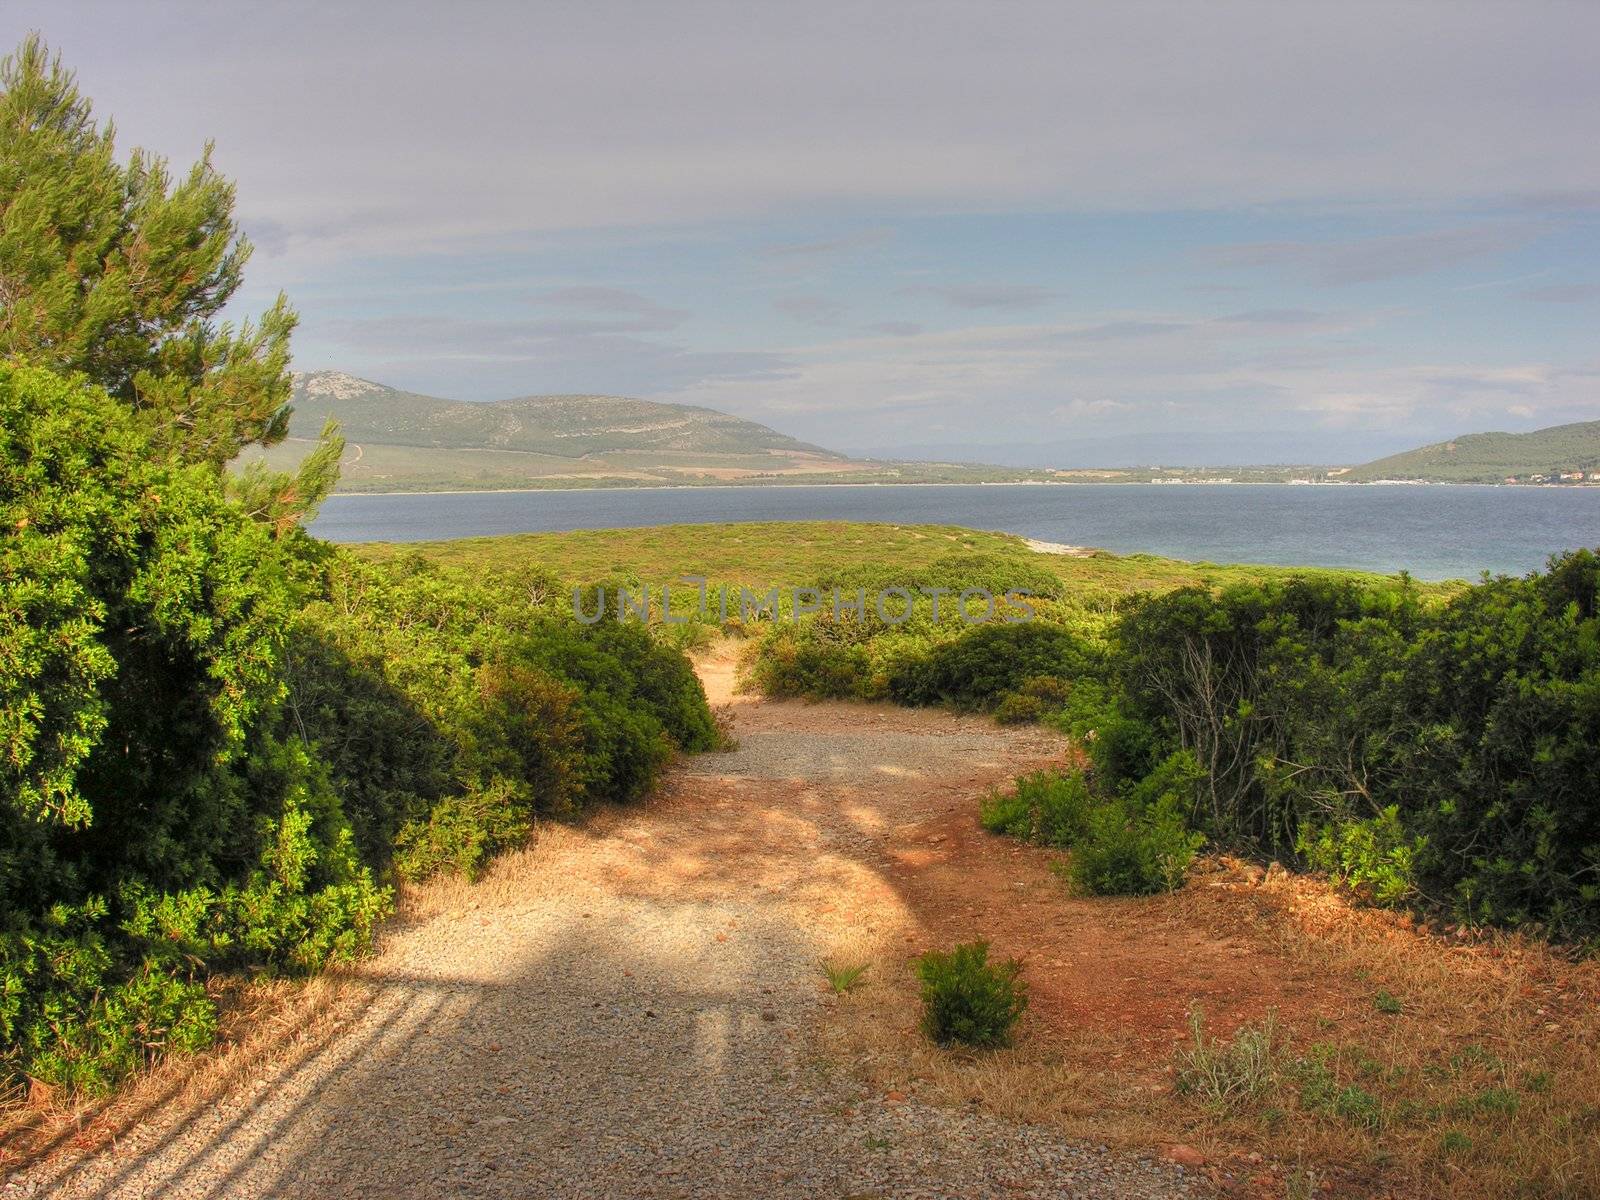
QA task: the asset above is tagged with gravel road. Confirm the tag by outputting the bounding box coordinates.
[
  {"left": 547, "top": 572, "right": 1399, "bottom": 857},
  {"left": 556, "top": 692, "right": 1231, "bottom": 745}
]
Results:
[{"left": 8, "top": 662, "right": 1206, "bottom": 1200}]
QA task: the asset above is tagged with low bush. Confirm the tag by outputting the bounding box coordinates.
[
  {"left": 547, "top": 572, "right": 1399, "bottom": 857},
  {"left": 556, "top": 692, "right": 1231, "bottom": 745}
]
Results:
[
  {"left": 983, "top": 762, "right": 1204, "bottom": 895},
  {"left": 915, "top": 940, "right": 1028, "bottom": 1048},
  {"left": 979, "top": 770, "right": 1097, "bottom": 847},
  {"left": 288, "top": 555, "right": 715, "bottom": 883},
  {"left": 1067, "top": 795, "right": 1204, "bottom": 896},
  {"left": 748, "top": 629, "right": 875, "bottom": 699},
  {"left": 1050, "top": 680, "right": 1161, "bottom": 788},
  {"left": 978, "top": 785, "right": 1034, "bottom": 840},
  {"left": 993, "top": 675, "right": 1073, "bottom": 724},
  {"left": 993, "top": 691, "right": 1047, "bottom": 725},
  {"left": 1297, "top": 805, "right": 1423, "bottom": 905},
  {"left": 889, "top": 622, "right": 1092, "bottom": 710}
]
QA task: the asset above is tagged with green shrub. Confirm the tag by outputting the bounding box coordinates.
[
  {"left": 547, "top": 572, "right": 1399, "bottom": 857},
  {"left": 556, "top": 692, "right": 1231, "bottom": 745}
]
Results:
[
  {"left": 1068, "top": 795, "right": 1204, "bottom": 895},
  {"left": 993, "top": 692, "right": 1047, "bottom": 725},
  {"left": 393, "top": 780, "right": 532, "bottom": 882},
  {"left": 1052, "top": 680, "right": 1159, "bottom": 787},
  {"left": 979, "top": 770, "right": 1096, "bottom": 847},
  {"left": 0, "top": 365, "right": 390, "bottom": 1094},
  {"left": 1297, "top": 806, "right": 1422, "bottom": 905},
  {"left": 890, "top": 622, "right": 1091, "bottom": 710},
  {"left": 979, "top": 786, "right": 1035, "bottom": 839},
  {"left": 1106, "top": 559, "right": 1600, "bottom": 935},
  {"left": 915, "top": 941, "right": 1028, "bottom": 1048},
  {"left": 289, "top": 557, "right": 715, "bottom": 885},
  {"left": 748, "top": 626, "right": 876, "bottom": 699},
  {"left": 1032, "top": 771, "right": 1097, "bottom": 847},
  {"left": 994, "top": 675, "right": 1073, "bottom": 725}
]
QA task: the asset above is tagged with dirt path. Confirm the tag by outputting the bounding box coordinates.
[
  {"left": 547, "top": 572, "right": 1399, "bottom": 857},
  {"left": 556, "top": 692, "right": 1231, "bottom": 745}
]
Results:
[{"left": 9, "top": 647, "right": 1206, "bottom": 1200}]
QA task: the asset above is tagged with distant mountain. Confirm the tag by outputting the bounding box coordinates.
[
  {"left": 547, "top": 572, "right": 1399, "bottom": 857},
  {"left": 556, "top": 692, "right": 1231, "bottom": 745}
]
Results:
[
  {"left": 263, "top": 372, "right": 1059, "bottom": 492},
  {"left": 288, "top": 371, "right": 834, "bottom": 458},
  {"left": 1343, "top": 420, "right": 1600, "bottom": 483}
]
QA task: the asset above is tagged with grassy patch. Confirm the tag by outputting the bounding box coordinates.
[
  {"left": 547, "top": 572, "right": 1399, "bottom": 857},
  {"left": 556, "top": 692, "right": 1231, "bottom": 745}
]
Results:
[
  {"left": 822, "top": 961, "right": 870, "bottom": 995},
  {"left": 1175, "top": 1009, "right": 1287, "bottom": 1111}
]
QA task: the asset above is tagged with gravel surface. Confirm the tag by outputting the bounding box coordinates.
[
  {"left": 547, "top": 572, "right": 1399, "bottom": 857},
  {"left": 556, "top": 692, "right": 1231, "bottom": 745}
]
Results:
[{"left": 8, "top": 682, "right": 1207, "bottom": 1200}]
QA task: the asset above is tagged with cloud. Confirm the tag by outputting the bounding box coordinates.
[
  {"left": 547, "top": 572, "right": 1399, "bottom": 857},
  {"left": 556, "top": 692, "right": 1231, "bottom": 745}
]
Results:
[
  {"left": 773, "top": 294, "right": 847, "bottom": 325},
  {"left": 528, "top": 286, "right": 687, "bottom": 332},
  {"left": 1199, "top": 225, "right": 1536, "bottom": 285},
  {"left": 903, "top": 284, "right": 1058, "bottom": 310},
  {"left": 1513, "top": 190, "right": 1600, "bottom": 213},
  {"left": 17, "top": 1, "right": 1599, "bottom": 265},
  {"left": 1210, "top": 309, "right": 1329, "bottom": 327},
  {"left": 761, "top": 228, "right": 894, "bottom": 260},
  {"left": 1521, "top": 283, "right": 1600, "bottom": 303},
  {"left": 659, "top": 311, "right": 1597, "bottom": 452},
  {"left": 322, "top": 314, "right": 789, "bottom": 396}
]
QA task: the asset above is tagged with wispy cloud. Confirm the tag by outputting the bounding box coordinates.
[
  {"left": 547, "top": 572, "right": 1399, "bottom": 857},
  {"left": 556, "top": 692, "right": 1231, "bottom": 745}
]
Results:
[
  {"left": 325, "top": 314, "right": 790, "bottom": 396},
  {"left": 519, "top": 286, "right": 688, "bottom": 333},
  {"left": 902, "top": 283, "right": 1059, "bottom": 310},
  {"left": 1521, "top": 283, "right": 1600, "bottom": 303},
  {"left": 663, "top": 311, "right": 1594, "bottom": 453},
  {"left": 773, "top": 293, "right": 848, "bottom": 325},
  {"left": 1199, "top": 225, "right": 1537, "bottom": 285},
  {"left": 761, "top": 228, "right": 894, "bottom": 260}
]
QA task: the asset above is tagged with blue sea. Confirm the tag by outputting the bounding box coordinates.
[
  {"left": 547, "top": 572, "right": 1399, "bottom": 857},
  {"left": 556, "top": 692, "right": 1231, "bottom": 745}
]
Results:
[{"left": 310, "top": 484, "right": 1600, "bottom": 581}]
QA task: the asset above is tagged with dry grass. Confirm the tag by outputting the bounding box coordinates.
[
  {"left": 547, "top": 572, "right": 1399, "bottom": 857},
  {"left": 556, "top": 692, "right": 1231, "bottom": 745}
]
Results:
[
  {"left": 0, "top": 821, "right": 592, "bottom": 1178},
  {"left": 0, "top": 971, "right": 367, "bottom": 1174},
  {"left": 811, "top": 861, "right": 1600, "bottom": 1199},
  {"left": 1226, "top": 870, "right": 1600, "bottom": 1199}
]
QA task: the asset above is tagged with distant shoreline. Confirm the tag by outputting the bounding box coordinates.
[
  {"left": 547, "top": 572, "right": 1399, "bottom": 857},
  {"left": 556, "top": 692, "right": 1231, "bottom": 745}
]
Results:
[{"left": 324, "top": 479, "right": 1596, "bottom": 498}]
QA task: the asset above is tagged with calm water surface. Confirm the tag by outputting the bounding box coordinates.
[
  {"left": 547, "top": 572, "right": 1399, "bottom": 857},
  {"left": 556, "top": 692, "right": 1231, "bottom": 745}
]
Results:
[{"left": 310, "top": 484, "right": 1600, "bottom": 581}]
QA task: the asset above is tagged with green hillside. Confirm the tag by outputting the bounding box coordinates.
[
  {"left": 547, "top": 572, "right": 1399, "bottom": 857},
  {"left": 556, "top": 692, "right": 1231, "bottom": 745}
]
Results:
[
  {"left": 1343, "top": 419, "right": 1600, "bottom": 483},
  {"left": 257, "top": 371, "right": 1061, "bottom": 491},
  {"left": 287, "top": 371, "right": 834, "bottom": 457}
]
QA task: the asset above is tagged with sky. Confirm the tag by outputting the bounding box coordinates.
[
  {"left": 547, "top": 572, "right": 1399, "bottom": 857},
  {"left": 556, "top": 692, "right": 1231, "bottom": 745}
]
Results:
[{"left": 6, "top": 1, "right": 1599, "bottom": 465}]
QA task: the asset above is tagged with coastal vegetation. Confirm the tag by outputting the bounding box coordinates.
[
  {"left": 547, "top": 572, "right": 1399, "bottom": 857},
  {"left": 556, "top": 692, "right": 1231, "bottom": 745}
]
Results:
[
  {"left": 1343, "top": 419, "right": 1600, "bottom": 484},
  {"left": 5, "top": 32, "right": 1600, "bottom": 1200},
  {"left": 734, "top": 538, "right": 1599, "bottom": 937},
  {"left": 0, "top": 38, "right": 713, "bottom": 1096},
  {"left": 396, "top": 520, "right": 1598, "bottom": 940},
  {"left": 0, "top": 365, "right": 717, "bottom": 1095}
]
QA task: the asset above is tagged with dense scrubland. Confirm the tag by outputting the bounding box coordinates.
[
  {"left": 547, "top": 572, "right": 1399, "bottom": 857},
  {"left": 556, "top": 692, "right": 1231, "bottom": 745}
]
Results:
[
  {"left": 395, "top": 522, "right": 1599, "bottom": 940},
  {"left": 0, "top": 363, "right": 716, "bottom": 1093},
  {"left": 369, "top": 523, "right": 1600, "bottom": 1199},
  {"left": 741, "top": 539, "right": 1600, "bottom": 939},
  {"left": 0, "top": 37, "right": 719, "bottom": 1098}
]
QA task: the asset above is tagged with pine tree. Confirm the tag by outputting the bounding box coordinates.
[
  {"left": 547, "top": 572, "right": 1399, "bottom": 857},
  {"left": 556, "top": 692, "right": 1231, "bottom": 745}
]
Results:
[{"left": 0, "top": 34, "right": 304, "bottom": 471}]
